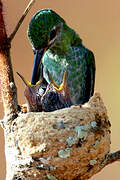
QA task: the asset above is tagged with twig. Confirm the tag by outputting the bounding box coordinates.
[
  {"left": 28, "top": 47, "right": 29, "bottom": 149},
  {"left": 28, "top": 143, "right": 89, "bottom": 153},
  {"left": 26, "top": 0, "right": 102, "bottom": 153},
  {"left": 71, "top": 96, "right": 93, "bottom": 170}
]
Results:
[
  {"left": 105, "top": 150, "right": 120, "bottom": 165},
  {"left": 99, "top": 150, "right": 120, "bottom": 171},
  {"left": 8, "top": 0, "right": 36, "bottom": 41}
]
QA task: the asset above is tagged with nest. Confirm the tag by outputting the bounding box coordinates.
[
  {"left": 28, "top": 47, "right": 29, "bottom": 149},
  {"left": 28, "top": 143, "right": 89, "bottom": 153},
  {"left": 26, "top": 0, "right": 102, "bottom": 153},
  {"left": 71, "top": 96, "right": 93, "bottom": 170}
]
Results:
[{"left": 6, "top": 92, "right": 111, "bottom": 180}]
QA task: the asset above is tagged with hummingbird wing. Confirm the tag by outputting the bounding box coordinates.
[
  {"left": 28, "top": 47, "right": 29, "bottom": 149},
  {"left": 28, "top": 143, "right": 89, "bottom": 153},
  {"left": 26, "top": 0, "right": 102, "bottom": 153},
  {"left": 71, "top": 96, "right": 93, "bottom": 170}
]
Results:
[
  {"left": 65, "top": 46, "right": 95, "bottom": 105},
  {"left": 84, "top": 49, "right": 95, "bottom": 102}
]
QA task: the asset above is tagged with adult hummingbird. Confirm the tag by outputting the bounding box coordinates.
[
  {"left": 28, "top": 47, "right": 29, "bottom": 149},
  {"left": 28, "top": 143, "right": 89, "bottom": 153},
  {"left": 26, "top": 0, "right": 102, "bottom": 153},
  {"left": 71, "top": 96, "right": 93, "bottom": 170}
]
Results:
[{"left": 28, "top": 9, "right": 95, "bottom": 104}]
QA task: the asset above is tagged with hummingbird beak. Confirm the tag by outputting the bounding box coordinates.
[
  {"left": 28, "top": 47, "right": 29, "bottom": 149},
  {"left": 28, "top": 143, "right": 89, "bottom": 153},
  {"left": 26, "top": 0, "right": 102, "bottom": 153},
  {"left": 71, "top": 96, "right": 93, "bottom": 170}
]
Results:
[{"left": 31, "top": 48, "right": 46, "bottom": 85}]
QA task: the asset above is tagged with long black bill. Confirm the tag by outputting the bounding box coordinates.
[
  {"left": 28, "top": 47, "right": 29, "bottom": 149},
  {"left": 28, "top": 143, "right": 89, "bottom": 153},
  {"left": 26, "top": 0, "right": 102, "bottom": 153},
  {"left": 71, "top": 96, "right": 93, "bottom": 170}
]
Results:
[{"left": 31, "top": 48, "right": 45, "bottom": 85}]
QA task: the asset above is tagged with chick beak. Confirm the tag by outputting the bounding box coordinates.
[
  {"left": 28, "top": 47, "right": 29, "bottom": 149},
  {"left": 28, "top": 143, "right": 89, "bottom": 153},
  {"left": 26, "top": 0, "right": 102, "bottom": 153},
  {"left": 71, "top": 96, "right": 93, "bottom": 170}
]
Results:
[
  {"left": 47, "top": 70, "right": 71, "bottom": 104},
  {"left": 31, "top": 48, "right": 47, "bottom": 85},
  {"left": 17, "top": 72, "right": 43, "bottom": 111},
  {"left": 56, "top": 71, "right": 70, "bottom": 101},
  {"left": 16, "top": 72, "right": 42, "bottom": 88}
]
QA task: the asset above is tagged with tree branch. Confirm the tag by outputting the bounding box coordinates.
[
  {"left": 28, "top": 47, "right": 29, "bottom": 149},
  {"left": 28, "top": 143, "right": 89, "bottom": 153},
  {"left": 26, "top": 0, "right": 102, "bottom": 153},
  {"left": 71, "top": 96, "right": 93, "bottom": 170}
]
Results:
[
  {"left": 8, "top": 0, "right": 36, "bottom": 41},
  {"left": 0, "top": 0, "right": 18, "bottom": 122},
  {"left": 0, "top": 0, "right": 36, "bottom": 125},
  {"left": 104, "top": 150, "right": 120, "bottom": 166}
]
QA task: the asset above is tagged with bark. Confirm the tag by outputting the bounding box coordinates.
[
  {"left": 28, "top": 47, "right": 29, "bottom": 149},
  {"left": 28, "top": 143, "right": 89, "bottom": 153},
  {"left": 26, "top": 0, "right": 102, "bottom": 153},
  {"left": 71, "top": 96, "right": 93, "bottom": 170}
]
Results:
[{"left": 0, "top": 1, "right": 18, "bottom": 124}]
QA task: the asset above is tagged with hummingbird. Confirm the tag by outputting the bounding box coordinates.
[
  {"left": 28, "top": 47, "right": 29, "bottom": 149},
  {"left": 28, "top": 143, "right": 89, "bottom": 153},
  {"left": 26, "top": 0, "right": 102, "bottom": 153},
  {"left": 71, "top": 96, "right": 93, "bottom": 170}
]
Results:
[
  {"left": 28, "top": 9, "right": 95, "bottom": 104},
  {"left": 17, "top": 70, "right": 72, "bottom": 112}
]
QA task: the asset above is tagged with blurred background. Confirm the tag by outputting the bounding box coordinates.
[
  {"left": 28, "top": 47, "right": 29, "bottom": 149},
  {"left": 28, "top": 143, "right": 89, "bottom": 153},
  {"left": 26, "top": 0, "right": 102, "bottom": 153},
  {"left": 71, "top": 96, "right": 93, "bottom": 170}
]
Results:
[{"left": 0, "top": 0, "right": 120, "bottom": 179}]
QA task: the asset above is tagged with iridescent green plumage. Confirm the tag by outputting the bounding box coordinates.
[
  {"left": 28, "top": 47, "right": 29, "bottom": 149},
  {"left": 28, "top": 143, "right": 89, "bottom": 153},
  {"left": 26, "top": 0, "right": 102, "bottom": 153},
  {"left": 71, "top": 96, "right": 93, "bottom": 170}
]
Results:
[{"left": 28, "top": 9, "right": 95, "bottom": 104}]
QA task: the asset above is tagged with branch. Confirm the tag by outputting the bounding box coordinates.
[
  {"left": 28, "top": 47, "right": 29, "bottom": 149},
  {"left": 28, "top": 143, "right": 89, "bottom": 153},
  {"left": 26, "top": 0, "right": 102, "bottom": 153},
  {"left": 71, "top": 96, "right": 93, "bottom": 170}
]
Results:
[
  {"left": 0, "top": 0, "right": 18, "bottom": 121},
  {"left": 0, "top": 0, "right": 36, "bottom": 124},
  {"left": 104, "top": 150, "right": 120, "bottom": 166},
  {"left": 8, "top": 0, "right": 36, "bottom": 41}
]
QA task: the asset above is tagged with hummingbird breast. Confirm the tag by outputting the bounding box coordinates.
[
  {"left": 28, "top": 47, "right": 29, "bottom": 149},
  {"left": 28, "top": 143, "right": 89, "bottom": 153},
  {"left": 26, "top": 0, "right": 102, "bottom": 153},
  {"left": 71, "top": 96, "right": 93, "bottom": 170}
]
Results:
[{"left": 42, "top": 44, "right": 95, "bottom": 105}]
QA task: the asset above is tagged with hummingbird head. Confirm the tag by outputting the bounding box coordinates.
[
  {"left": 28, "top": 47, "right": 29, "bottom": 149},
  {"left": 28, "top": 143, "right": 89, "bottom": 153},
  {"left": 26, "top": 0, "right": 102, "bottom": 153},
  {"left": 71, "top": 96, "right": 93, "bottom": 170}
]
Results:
[
  {"left": 28, "top": 9, "right": 82, "bottom": 85},
  {"left": 28, "top": 9, "right": 65, "bottom": 85},
  {"left": 28, "top": 9, "right": 65, "bottom": 50}
]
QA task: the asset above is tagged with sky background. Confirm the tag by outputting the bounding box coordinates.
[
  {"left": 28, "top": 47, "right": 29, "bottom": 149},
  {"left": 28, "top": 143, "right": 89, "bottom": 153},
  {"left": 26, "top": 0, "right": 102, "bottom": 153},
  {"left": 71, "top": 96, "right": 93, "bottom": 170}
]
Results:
[{"left": 0, "top": 0, "right": 120, "bottom": 179}]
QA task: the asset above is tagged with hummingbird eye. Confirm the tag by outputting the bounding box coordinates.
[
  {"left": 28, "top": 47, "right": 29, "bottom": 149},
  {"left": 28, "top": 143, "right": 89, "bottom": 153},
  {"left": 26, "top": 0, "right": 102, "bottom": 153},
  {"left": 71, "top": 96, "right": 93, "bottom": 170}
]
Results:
[{"left": 49, "top": 29, "right": 57, "bottom": 41}]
